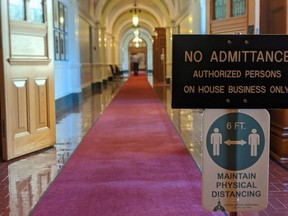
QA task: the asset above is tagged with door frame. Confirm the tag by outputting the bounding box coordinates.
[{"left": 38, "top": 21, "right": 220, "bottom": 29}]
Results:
[{"left": 0, "top": 7, "right": 5, "bottom": 160}]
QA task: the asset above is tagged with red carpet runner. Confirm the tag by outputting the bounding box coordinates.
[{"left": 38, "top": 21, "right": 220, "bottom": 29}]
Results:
[{"left": 31, "top": 74, "right": 213, "bottom": 216}]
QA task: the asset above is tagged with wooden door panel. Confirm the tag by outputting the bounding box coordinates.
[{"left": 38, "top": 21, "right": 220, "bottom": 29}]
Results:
[
  {"left": 13, "top": 79, "right": 29, "bottom": 135},
  {"left": 10, "top": 22, "right": 48, "bottom": 59},
  {"left": 11, "top": 76, "right": 54, "bottom": 158},
  {"left": 11, "top": 34, "right": 47, "bottom": 57},
  {"left": 35, "top": 78, "right": 49, "bottom": 129},
  {"left": 1, "top": 1, "right": 55, "bottom": 160}
]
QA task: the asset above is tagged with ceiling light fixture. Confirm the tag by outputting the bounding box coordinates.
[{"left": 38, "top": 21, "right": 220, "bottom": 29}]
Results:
[{"left": 130, "top": 0, "right": 141, "bottom": 27}]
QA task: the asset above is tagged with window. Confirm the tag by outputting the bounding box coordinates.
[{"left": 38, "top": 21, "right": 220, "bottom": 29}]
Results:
[
  {"left": 9, "top": 0, "right": 44, "bottom": 23},
  {"left": 214, "top": 0, "right": 226, "bottom": 20},
  {"left": 213, "top": 0, "right": 246, "bottom": 20},
  {"left": 232, "top": 0, "right": 246, "bottom": 17},
  {"left": 53, "top": 0, "right": 68, "bottom": 61}
]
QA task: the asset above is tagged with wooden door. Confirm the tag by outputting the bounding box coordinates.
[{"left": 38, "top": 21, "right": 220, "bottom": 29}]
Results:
[
  {"left": 153, "top": 27, "right": 166, "bottom": 83},
  {"left": 0, "top": 0, "right": 55, "bottom": 160}
]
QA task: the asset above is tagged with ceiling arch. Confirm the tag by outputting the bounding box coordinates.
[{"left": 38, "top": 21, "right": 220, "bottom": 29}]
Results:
[
  {"left": 95, "top": 0, "right": 177, "bottom": 23},
  {"left": 105, "top": 6, "right": 160, "bottom": 35},
  {"left": 92, "top": 0, "right": 204, "bottom": 48},
  {"left": 81, "top": 0, "right": 205, "bottom": 70},
  {"left": 112, "top": 11, "right": 159, "bottom": 41},
  {"left": 90, "top": 0, "right": 198, "bottom": 38},
  {"left": 94, "top": 0, "right": 179, "bottom": 40}
]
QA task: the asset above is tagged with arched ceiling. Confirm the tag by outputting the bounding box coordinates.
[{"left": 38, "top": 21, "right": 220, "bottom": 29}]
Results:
[{"left": 94, "top": 0, "right": 182, "bottom": 42}]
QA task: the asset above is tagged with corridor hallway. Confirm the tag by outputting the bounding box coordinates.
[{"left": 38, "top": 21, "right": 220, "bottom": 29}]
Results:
[{"left": 0, "top": 73, "right": 287, "bottom": 216}]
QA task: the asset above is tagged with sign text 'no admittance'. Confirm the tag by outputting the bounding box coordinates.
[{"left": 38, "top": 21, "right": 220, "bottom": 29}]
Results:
[{"left": 172, "top": 35, "right": 288, "bottom": 108}]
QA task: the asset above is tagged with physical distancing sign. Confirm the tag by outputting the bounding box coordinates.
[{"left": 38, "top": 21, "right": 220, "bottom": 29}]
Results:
[{"left": 202, "top": 109, "right": 270, "bottom": 212}]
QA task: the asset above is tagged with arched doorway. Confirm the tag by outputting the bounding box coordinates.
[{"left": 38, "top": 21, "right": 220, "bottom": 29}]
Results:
[{"left": 128, "top": 37, "right": 147, "bottom": 74}]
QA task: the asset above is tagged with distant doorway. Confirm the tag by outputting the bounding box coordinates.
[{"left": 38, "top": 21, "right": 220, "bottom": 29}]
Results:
[{"left": 128, "top": 38, "right": 147, "bottom": 74}]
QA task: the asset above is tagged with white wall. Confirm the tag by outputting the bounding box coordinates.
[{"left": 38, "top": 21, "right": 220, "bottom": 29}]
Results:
[{"left": 54, "top": 0, "right": 81, "bottom": 100}]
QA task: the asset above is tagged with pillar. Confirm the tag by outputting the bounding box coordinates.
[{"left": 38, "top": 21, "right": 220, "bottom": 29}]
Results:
[{"left": 153, "top": 27, "right": 166, "bottom": 83}]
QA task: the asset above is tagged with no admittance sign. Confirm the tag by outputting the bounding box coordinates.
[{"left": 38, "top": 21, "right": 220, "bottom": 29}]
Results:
[{"left": 172, "top": 35, "right": 288, "bottom": 108}]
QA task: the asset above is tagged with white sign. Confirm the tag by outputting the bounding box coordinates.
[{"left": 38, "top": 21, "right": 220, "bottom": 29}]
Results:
[{"left": 202, "top": 109, "right": 270, "bottom": 212}]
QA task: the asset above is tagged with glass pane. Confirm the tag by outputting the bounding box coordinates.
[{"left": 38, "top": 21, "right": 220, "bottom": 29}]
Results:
[
  {"left": 27, "top": 0, "right": 44, "bottom": 23},
  {"left": 9, "top": 0, "right": 25, "bottom": 21},
  {"left": 54, "top": 31, "right": 60, "bottom": 60},
  {"left": 64, "top": 5, "right": 68, "bottom": 32},
  {"left": 59, "top": 3, "right": 65, "bottom": 31},
  {"left": 232, "top": 0, "right": 246, "bottom": 17},
  {"left": 53, "top": 0, "right": 59, "bottom": 28},
  {"left": 214, "top": 0, "right": 226, "bottom": 20},
  {"left": 59, "top": 33, "right": 65, "bottom": 60}
]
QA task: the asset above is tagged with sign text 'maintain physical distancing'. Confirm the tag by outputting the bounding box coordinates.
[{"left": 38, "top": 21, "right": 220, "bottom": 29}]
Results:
[
  {"left": 172, "top": 35, "right": 288, "bottom": 108},
  {"left": 202, "top": 109, "right": 270, "bottom": 212}
]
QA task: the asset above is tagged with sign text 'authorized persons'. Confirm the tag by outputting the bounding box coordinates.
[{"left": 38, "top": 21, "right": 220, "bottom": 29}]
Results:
[{"left": 172, "top": 35, "right": 288, "bottom": 108}]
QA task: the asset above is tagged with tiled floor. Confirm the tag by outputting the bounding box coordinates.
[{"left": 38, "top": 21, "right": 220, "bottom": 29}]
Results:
[{"left": 0, "top": 73, "right": 287, "bottom": 216}]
